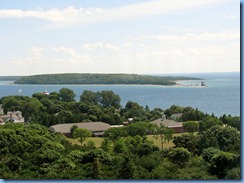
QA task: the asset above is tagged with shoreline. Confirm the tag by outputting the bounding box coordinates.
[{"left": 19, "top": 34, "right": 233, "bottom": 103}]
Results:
[
  {"left": 0, "top": 80, "right": 207, "bottom": 88},
  {"left": 173, "top": 83, "right": 207, "bottom": 88}
]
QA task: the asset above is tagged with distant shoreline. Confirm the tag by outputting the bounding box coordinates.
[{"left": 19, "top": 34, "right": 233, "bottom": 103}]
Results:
[{"left": 0, "top": 81, "right": 207, "bottom": 88}]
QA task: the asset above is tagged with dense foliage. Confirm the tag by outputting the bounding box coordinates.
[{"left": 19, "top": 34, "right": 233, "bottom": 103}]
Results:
[
  {"left": 14, "top": 73, "right": 200, "bottom": 85},
  {"left": 0, "top": 89, "right": 240, "bottom": 179},
  {"left": 0, "top": 122, "right": 239, "bottom": 179}
]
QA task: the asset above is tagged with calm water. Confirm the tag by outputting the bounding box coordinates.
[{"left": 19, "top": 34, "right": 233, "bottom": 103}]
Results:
[{"left": 0, "top": 72, "right": 240, "bottom": 117}]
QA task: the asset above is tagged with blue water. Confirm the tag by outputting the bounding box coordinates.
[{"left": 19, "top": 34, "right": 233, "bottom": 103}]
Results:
[{"left": 0, "top": 72, "right": 240, "bottom": 117}]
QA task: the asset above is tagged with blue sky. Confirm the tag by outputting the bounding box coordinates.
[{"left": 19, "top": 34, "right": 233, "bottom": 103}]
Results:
[{"left": 0, "top": 0, "right": 240, "bottom": 75}]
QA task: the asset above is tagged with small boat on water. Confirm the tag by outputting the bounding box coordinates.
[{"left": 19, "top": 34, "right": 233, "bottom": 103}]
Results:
[{"left": 43, "top": 86, "right": 49, "bottom": 95}]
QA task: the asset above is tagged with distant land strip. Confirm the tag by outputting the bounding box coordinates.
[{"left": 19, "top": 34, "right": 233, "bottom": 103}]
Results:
[
  {"left": 10, "top": 73, "right": 201, "bottom": 85},
  {"left": 0, "top": 76, "right": 23, "bottom": 81}
]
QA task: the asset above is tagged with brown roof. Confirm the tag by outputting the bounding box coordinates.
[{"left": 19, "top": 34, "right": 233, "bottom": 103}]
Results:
[
  {"left": 49, "top": 122, "right": 111, "bottom": 134},
  {"left": 151, "top": 118, "right": 183, "bottom": 128}
]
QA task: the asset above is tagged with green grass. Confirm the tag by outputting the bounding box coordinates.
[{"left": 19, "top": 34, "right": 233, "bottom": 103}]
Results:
[{"left": 67, "top": 133, "right": 188, "bottom": 149}]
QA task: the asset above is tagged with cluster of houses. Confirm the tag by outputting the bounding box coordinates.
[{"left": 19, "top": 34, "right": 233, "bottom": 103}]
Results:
[
  {"left": 49, "top": 119, "right": 185, "bottom": 138},
  {"left": 0, "top": 104, "right": 186, "bottom": 137}
]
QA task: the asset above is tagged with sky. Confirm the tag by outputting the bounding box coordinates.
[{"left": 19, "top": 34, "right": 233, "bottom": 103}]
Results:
[{"left": 0, "top": 0, "right": 240, "bottom": 76}]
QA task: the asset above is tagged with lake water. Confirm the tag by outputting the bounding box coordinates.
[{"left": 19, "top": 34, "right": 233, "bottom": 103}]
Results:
[{"left": 0, "top": 72, "right": 240, "bottom": 117}]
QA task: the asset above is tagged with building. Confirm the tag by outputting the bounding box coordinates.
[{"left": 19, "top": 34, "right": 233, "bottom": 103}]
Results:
[
  {"left": 0, "top": 111, "right": 24, "bottom": 124},
  {"left": 49, "top": 122, "right": 111, "bottom": 137},
  {"left": 151, "top": 118, "right": 185, "bottom": 133}
]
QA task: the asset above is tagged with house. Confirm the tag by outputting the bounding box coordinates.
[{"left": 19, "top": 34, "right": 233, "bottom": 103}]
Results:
[
  {"left": 170, "top": 113, "right": 183, "bottom": 121},
  {"left": 0, "top": 111, "right": 24, "bottom": 123},
  {"left": 49, "top": 122, "right": 111, "bottom": 138},
  {"left": 151, "top": 118, "right": 185, "bottom": 133}
]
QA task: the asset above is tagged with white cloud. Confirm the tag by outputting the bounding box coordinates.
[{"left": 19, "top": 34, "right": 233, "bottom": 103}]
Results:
[
  {"left": 0, "top": 7, "right": 104, "bottom": 23},
  {"left": 83, "top": 42, "right": 118, "bottom": 51},
  {"left": 123, "top": 42, "right": 134, "bottom": 48},
  {"left": 52, "top": 46, "right": 92, "bottom": 63},
  {"left": 83, "top": 42, "right": 103, "bottom": 51},
  {"left": 105, "top": 43, "right": 118, "bottom": 51},
  {"left": 223, "top": 13, "right": 237, "bottom": 19},
  {"left": 27, "top": 47, "right": 45, "bottom": 57},
  {"left": 130, "top": 31, "right": 240, "bottom": 42},
  {"left": 0, "top": 0, "right": 226, "bottom": 26}
]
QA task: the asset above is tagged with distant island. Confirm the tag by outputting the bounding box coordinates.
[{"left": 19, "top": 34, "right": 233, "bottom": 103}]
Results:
[{"left": 13, "top": 73, "right": 201, "bottom": 85}]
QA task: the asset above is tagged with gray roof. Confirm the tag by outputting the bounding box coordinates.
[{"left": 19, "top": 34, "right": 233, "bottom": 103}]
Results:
[
  {"left": 170, "top": 113, "right": 183, "bottom": 119},
  {"left": 49, "top": 122, "right": 111, "bottom": 134},
  {"left": 0, "top": 111, "right": 24, "bottom": 123},
  {"left": 151, "top": 118, "right": 183, "bottom": 127}
]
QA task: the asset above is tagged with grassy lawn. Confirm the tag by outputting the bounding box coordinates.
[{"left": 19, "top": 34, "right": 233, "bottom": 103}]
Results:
[
  {"left": 147, "top": 133, "right": 185, "bottom": 148},
  {"left": 67, "top": 133, "right": 187, "bottom": 149},
  {"left": 67, "top": 137, "right": 104, "bottom": 147}
]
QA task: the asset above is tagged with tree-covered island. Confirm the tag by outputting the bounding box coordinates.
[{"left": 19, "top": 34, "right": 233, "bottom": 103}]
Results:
[{"left": 13, "top": 73, "right": 201, "bottom": 85}]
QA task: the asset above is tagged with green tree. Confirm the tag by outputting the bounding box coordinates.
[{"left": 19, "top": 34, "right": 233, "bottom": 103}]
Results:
[
  {"left": 183, "top": 121, "right": 199, "bottom": 134},
  {"left": 70, "top": 125, "right": 78, "bottom": 137},
  {"left": 104, "top": 127, "right": 127, "bottom": 142},
  {"left": 164, "top": 105, "right": 183, "bottom": 118},
  {"left": 202, "top": 148, "right": 240, "bottom": 178},
  {"left": 100, "top": 138, "right": 112, "bottom": 152},
  {"left": 173, "top": 134, "right": 198, "bottom": 154},
  {"left": 118, "top": 156, "right": 135, "bottom": 179},
  {"left": 181, "top": 107, "right": 204, "bottom": 121},
  {"left": 215, "top": 126, "right": 240, "bottom": 152},
  {"left": 48, "top": 92, "right": 60, "bottom": 100},
  {"left": 199, "top": 116, "right": 223, "bottom": 132},
  {"left": 175, "top": 156, "right": 215, "bottom": 179},
  {"left": 80, "top": 90, "right": 98, "bottom": 105},
  {"left": 92, "top": 158, "right": 102, "bottom": 179},
  {"left": 22, "top": 98, "right": 45, "bottom": 122},
  {"left": 1, "top": 96, "right": 28, "bottom": 114},
  {"left": 113, "top": 138, "right": 127, "bottom": 154},
  {"left": 153, "top": 123, "right": 173, "bottom": 148},
  {"left": 86, "top": 140, "right": 96, "bottom": 150},
  {"left": 151, "top": 159, "right": 179, "bottom": 179},
  {"left": 73, "top": 128, "right": 92, "bottom": 146},
  {"left": 123, "top": 101, "right": 145, "bottom": 119},
  {"left": 32, "top": 92, "right": 47, "bottom": 101},
  {"left": 2, "top": 155, "right": 23, "bottom": 171},
  {"left": 220, "top": 115, "right": 240, "bottom": 131},
  {"left": 225, "top": 167, "right": 240, "bottom": 179},
  {"left": 124, "top": 122, "right": 155, "bottom": 137},
  {"left": 59, "top": 88, "right": 76, "bottom": 102},
  {"left": 97, "top": 90, "right": 121, "bottom": 109},
  {"left": 167, "top": 147, "right": 191, "bottom": 166},
  {"left": 198, "top": 125, "right": 240, "bottom": 153}
]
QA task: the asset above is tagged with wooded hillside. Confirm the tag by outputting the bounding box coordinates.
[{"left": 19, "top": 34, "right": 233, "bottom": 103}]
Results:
[{"left": 14, "top": 73, "right": 200, "bottom": 85}]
